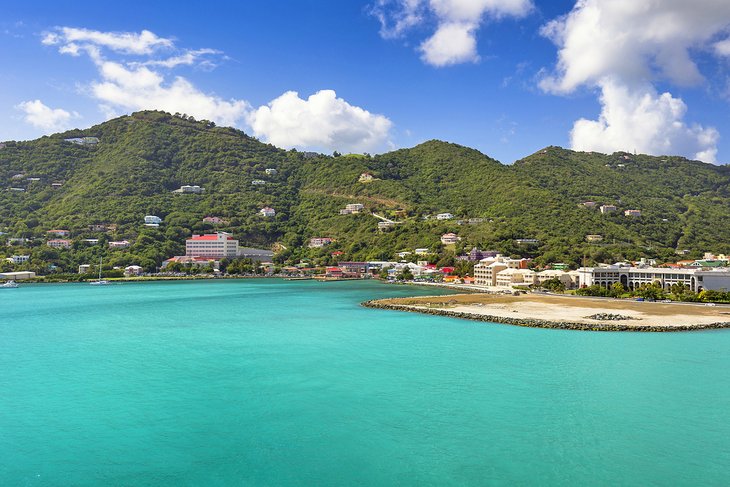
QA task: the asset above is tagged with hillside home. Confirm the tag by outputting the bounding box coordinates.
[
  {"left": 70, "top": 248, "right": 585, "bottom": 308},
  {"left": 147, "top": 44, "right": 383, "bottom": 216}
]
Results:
[
  {"left": 124, "top": 265, "right": 144, "bottom": 276},
  {"left": 309, "top": 237, "right": 334, "bottom": 248},
  {"left": 173, "top": 185, "right": 204, "bottom": 194},
  {"left": 378, "top": 221, "right": 394, "bottom": 231},
  {"left": 414, "top": 248, "right": 430, "bottom": 255},
  {"left": 358, "top": 172, "right": 374, "bottom": 183},
  {"left": 251, "top": 180, "right": 266, "bottom": 185},
  {"left": 109, "top": 240, "right": 131, "bottom": 249},
  {"left": 47, "top": 239, "right": 72, "bottom": 249},
  {"left": 203, "top": 216, "right": 228, "bottom": 225},
  {"left": 259, "top": 207, "right": 276, "bottom": 217},
  {"left": 8, "top": 255, "right": 29, "bottom": 264},
  {"left": 600, "top": 205, "right": 617, "bottom": 213},
  {"left": 515, "top": 238, "right": 539, "bottom": 245},
  {"left": 440, "top": 233, "right": 460, "bottom": 245},
  {"left": 436, "top": 213, "right": 454, "bottom": 220},
  {"left": 265, "top": 168, "right": 278, "bottom": 175},
  {"left": 64, "top": 137, "right": 99, "bottom": 145},
  {"left": 581, "top": 201, "right": 597, "bottom": 208},
  {"left": 7, "top": 238, "right": 28, "bottom": 246},
  {"left": 82, "top": 239, "right": 99, "bottom": 245},
  {"left": 586, "top": 234, "right": 603, "bottom": 242},
  {"left": 144, "top": 215, "right": 162, "bottom": 224},
  {"left": 46, "top": 229, "right": 70, "bottom": 237},
  {"left": 624, "top": 209, "right": 642, "bottom": 217}
]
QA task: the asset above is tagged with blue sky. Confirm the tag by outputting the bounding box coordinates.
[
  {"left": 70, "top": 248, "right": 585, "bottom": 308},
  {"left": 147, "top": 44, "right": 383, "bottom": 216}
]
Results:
[{"left": 2, "top": 1, "right": 730, "bottom": 164}]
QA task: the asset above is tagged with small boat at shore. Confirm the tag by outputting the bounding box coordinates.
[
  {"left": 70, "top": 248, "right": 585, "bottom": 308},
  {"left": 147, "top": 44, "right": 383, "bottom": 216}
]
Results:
[
  {"left": 90, "top": 256, "right": 109, "bottom": 286},
  {"left": 1, "top": 280, "right": 19, "bottom": 288}
]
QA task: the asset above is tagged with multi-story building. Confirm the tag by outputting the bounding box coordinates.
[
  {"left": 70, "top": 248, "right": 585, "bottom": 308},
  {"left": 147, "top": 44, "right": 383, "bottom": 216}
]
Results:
[
  {"left": 47, "top": 239, "right": 72, "bottom": 249},
  {"left": 441, "top": 233, "right": 460, "bottom": 245},
  {"left": 578, "top": 266, "right": 730, "bottom": 292},
  {"left": 186, "top": 232, "right": 238, "bottom": 258},
  {"left": 144, "top": 215, "right": 162, "bottom": 224},
  {"left": 8, "top": 255, "right": 30, "bottom": 264}
]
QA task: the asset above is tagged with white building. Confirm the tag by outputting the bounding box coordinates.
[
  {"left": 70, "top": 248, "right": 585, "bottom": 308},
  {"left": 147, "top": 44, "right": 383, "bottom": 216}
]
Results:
[
  {"left": 124, "top": 265, "right": 144, "bottom": 276},
  {"left": 7, "top": 255, "right": 29, "bottom": 264},
  {"left": 47, "top": 239, "right": 72, "bottom": 249},
  {"left": 144, "top": 215, "right": 162, "bottom": 224},
  {"left": 109, "top": 240, "right": 131, "bottom": 249},
  {"left": 79, "top": 264, "right": 91, "bottom": 274},
  {"left": 436, "top": 213, "right": 454, "bottom": 220},
  {"left": 345, "top": 203, "right": 364, "bottom": 212},
  {"left": 415, "top": 248, "right": 430, "bottom": 255},
  {"left": 577, "top": 266, "right": 730, "bottom": 292},
  {"left": 251, "top": 180, "right": 266, "bottom": 185},
  {"left": 309, "top": 237, "right": 334, "bottom": 248},
  {"left": 265, "top": 168, "right": 278, "bottom": 175},
  {"left": 600, "top": 205, "right": 617, "bottom": 214},
  {"left": 173, "top": 185, "right": 204, "bottom": 194},
  {"left": 440, "top": 233, "right": 460, "bottom": 245},
  {"left": 378, "top": 221, "right": 394, "bottom": 231},
  {"left": 186, "top": 232, "right": 239, "bottom": 258},
  {"left": 624, "top": 209, "right": 642, "bottom": 217},
  {"left": 495, "top": 268, "right": 536, "bottom": 287},
  {"left": 259, "top": 207, "right": 276, "bottom": 217}
]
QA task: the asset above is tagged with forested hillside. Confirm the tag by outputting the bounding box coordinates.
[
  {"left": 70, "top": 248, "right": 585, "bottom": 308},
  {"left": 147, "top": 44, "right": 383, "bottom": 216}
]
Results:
[{"left": 2, "top": 110, "right": 730, "bottom": 274}]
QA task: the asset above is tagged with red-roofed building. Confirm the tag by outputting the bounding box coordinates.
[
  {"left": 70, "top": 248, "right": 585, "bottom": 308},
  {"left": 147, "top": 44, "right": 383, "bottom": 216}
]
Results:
[
  {"left": 186, "top": 232, "right": 238, "bottom": 258},
  {"left": 325, "top": 266, "right": 344, "bottom": 278},
  {"left": 441, "top": 266, "right": 455, "bottom": 275}
]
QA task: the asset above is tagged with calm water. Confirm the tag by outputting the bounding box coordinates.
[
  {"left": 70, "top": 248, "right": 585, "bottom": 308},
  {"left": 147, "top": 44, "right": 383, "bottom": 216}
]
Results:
[{"left": 1, "top": 279, "right": 729, "bottom": 486}]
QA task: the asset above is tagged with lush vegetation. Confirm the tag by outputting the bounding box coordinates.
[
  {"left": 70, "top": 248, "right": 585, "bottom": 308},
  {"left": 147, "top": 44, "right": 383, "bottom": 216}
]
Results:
[{"left": 2, "top": 110, "right": 730, "bottom": 275}]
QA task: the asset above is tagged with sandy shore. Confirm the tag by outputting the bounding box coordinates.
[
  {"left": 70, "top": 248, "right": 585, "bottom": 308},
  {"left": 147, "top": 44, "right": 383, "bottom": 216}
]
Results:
[{"left": 365, "top": 293, "right": 730, "bottom": 331}]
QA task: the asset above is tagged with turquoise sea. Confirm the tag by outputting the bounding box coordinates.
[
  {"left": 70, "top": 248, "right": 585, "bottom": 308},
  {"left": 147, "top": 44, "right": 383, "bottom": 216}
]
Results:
[{"left": 1, "top": 279, "right": 729, "bottom": 486}]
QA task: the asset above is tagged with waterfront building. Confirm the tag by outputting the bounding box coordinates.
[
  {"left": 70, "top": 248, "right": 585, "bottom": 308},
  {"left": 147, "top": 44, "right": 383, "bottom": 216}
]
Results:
[
  {"left": 78, "top": 264, "right": 91, "bottom": 274},
  {"left": 577, "top": 266, "right": 730, "bottom": 292},
  {"left": 186, "top": 232, "right": 238, "bottom": 258}
]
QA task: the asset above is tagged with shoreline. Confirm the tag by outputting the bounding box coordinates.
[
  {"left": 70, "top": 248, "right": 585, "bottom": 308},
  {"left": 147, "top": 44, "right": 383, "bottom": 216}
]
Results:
[{"left": 362, "top": 293, "right": 730, "bottom": 332}]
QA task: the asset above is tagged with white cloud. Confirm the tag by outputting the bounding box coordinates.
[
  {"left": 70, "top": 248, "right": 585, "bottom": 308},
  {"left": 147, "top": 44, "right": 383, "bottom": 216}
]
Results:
[
  {"left": 37, "top": 27, "right": 393, "bottom": 152},
  {"left": 16, "top": 99, "right": 79, "bottom": 132},
  {"left": 43, "top": 27, "right": 172, "bottom": 55},
  {"left": 419, "top": 22, "right": 479, "bottom": 66},
  {"left": 247, "top": 90, "right": 393, "bottom": 153},
  {"left": 373, "top": 0, "right": 533, "bottom": 66},
  {"left": 90, "top": 61, "right": 250, "bottom": 127},
  {"left": 540, "top": 0, "right": 730, "bottom": 163},
  {"left": 571, "top": 80, "right": 718, "bottom": 163}
]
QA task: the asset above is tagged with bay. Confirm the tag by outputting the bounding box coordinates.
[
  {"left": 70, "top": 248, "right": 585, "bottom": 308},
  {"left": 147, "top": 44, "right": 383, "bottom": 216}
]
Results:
[{"left": 1, "top": 279, "right": 729, "bottom": 486}]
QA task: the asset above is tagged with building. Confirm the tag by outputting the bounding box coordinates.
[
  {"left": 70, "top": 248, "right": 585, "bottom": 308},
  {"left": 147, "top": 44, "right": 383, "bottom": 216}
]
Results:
[
  {"left": 309, "top": 237, "right": 334, "bottom": 248},
  {"left": 203, "top": 216, "right": 228, "bottom": 225},
  {"left": 515, "top": 238, "right": 539, "bottom": 245},
  {"left": 173, "top": 185, "right": 204, "bottom": 194},
  {"left": 577, "top": 266, "right": 730, "bottom": 292},
  {"left": 8, "top": 255, "right": 29, "bottom": 264},
  {"left": 0, "top": 271, "right": 36, "bottom": 280},
  {"left": 358, "top": 172, "right": 374, "bottom": 183},
  {"left": 47, "top": 239, "right": 71, "bottom": 249},
  {"left": 259, "top": 207, "right": 276, "bottom": 217},
  {"left": 265, "top": 168, "right": 278, "bottom": 175},
  {"left": 51, "top": 182, "right": 63, "bottom": 189},
  {"left": 441, "top": 233, "right": 460, "bottom": 245},
  {"left": 600, "top": 205, "right": 617, "bottom": 214},
  {"left": 581, "top": 201, "right": 597, "bottom": 208},
  {"left": 251, "top": 179, "right": 266, "bottom": 185},
  {"left": 162, "top": 256, "right": 219, "bottom": 268},
  {"left": 186, "top": 232, "right": 238, "bottom": 258},
  {"left": 109, "top": 240, "right": 131, "bottom": 249},
  {"left": 89, "top": 223, "right": 116, "bottom": 232},
  {"left": 124, "top": 265, "right": 144, "bottom": 276},
  {"left": 436, "top": 213, "right": 454, "bottom": 220},
  {"left": 82, "top": 239, "right": 99, "bottom": 245},
  {"left": 345, "top": 203, "right": 364, "bottom": 212},
  {"left": 64, "top": 136, "right": 99, "bottom": 145},
  {"left": 624, "top": 209, "right": 642, "bottom": 217},
  {"left": 237, "top": 247, "right": 274, "bottom": 262},
  {"left": 78, "top": 264, "right": 91, "bottom": 274},
  {"left": 378, "top": 221, "right": 395, "bottom": 231},
  {"left": 415, "top": 248, "right": 430, "bottom": 255},
  {"left": 586, "top": 234, "right": 604, "bottom": 242},
  {"left": 46, "top": 229, "right": 70, "bottom": 237},
  {"left": 535, "top": 269, "right": 580, "bottom": 289},
  {"left": 495, "top": 268, "right": 537, "bottom": 287},
  {"left": 474, "top": 260, "right": 508, "bottom": 286},
  {"left": 7, "top": 238, "right": 28, "bottom": 246},
  {"left": 144, "top": 215, "right": 162, "bottom": 224}
]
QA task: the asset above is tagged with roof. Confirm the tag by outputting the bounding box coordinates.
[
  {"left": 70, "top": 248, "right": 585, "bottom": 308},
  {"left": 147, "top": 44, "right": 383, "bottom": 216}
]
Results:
[{"left": 189, "top": 234, "right": 234, "bottom": 241}]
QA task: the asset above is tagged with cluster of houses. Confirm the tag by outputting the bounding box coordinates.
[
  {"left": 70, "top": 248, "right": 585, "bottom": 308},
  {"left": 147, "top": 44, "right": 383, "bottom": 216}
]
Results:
[{"left": 581, "top": 201, "right": 641, "bottom": 217}]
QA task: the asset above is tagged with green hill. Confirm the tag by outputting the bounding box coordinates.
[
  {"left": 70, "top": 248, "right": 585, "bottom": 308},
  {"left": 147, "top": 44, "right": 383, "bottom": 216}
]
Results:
[{"left": 2, "top": 110, "right": 729, "bottom": 274}]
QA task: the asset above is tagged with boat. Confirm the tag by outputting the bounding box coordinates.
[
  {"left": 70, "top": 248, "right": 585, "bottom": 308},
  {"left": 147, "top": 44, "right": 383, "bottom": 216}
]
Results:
[
  {"left": 1, "top": 280, "right": 18, "bottom": 288},
  {"left": 90, "top": 256, "right": 109, "bottom": 285}
]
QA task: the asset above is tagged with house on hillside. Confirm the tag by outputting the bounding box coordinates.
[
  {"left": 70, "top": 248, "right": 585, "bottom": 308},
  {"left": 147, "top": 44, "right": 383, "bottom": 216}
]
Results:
[
  {"left": 47, "top": 239, "right": 72, "bottom": 249},
  {"left": 600, "top": 204, "right": 617, "bottom": 214},
  {"left": 358, "top": 172, "right": 374, "bottom": 183},
  {"left": 436, "top": 213, "right": 454, "bottom": 220},
  {"left": 259, "top": 207, "right": 276, "bottom": 217},
  {"left": 624, "top": 209, "right": 642, "bottom": 217},
  {"left": 441, "top": 233, "right": 460, "bottom": 245},
  {"left": 309, "top": 237, "right": 334, "bottom": 248},
  {"left": 265, "top": 168, "right": 278, "bottom": 175},
  {"left": 173, "top": 185, "right": 204, "bottom": 194},
  {"left": 144, "top": 215, "right": 162, "bottom": 225},
  {"left": 203, "top": 216, "right": 228, "bottom": 225},
  {"left": 109, "top": 240, "right": 131, "bottom": 249},
  {"left": 46, "top": 229, "right": 70, "bottom": 238}
]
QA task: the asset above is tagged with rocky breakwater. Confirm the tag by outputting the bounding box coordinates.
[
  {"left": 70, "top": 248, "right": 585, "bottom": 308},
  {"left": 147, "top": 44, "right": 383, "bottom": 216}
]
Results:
[{"left": 361, "top": 300, "right": 730, "bottom": 332}]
